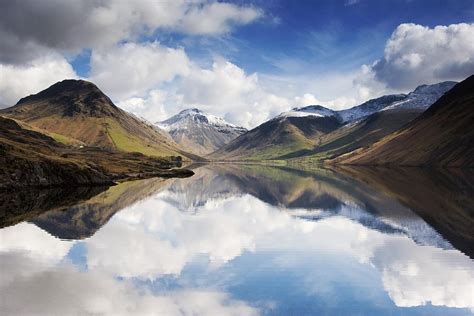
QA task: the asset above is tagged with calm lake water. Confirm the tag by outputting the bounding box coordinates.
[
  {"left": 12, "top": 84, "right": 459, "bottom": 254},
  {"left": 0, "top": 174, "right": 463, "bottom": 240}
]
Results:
[{"left": 1, "top": 164, "right": 473, "bottom": 315}]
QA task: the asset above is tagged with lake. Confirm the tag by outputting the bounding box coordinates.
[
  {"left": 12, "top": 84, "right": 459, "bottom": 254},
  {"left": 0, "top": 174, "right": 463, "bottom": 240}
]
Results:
[{"left": 1, "top": 164, "right": 473, "bottom": 315}]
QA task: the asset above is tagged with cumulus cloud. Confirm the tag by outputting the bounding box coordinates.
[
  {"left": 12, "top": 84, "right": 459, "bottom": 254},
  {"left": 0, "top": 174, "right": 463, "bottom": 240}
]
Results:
[
  {"left": 0, "top": 0, "right": 262, "bottom": 64},
  {"left": 179, "top": 59, "right": 289, "bottom": 127},
  {"left": 89, "top": 42, "right": 190, "bottom": 99},
  {"left": 116, "top": 90, "right": 179, "bottom": 122},
  {"left": 180, "top": 2, "right": 263, "bottom": 35},
  {"left": 0, "top": 54, "right": 77, "bottom": 106},
  {"left": 363, "top": 238, "right": 474, "bottom": 309},
  {"left": 293, "top": 93, "right": 356, "bottom": 111},
  {"left": 358, "top": 23, "right": 474, "bottom": 91},
  {"left": 1, "top": 253, "right": 258, "bottom": 316},
  {"left": 117, "top": 59, "right": 293, "bottom": 128},
  {"left": 0, "top": 222, "right": 73, "bottom": 264}
]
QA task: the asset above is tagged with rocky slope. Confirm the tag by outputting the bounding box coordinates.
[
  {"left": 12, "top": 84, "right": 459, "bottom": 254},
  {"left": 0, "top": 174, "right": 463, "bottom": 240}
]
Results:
[
  {"left": 0, "top": 116, "right": 193, "bottom": 189},
  {"left": 0, "top": 79, "right": 199, "bottom": 160},
  {"left": 333, "top": 76, "right": 474, "bottom": 167},
  {"left": 339, "top": 81, "right": 456, "bottom": 122},
  {"left": 339, "top": 94, "right": 407, "bottom": 122},
  {"left": 286, "top": 81, "right": 458, "bottom": 162},
  {"left": 156, "top": 108, "right": 246, "bottom": 156}
]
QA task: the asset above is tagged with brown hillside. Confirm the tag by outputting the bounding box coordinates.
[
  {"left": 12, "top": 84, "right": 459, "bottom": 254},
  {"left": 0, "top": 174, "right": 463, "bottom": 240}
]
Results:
[
  {"left": 0, "top": 116, "right": 193, "bottom": 189},
  {"left": 333, "top": 75, "right": 474, "bottom": 167},
  {"left": 0, "top": 79, "right": 199, "bottom": 160}
]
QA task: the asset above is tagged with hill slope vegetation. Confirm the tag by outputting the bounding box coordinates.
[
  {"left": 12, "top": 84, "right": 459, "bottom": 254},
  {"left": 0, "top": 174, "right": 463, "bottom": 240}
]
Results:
[
  {"left": 1, "top": 79, "right": 198, "bottom": 160},
  {"left": 333, "top": 75, "right": 474, "bottom": 167}
]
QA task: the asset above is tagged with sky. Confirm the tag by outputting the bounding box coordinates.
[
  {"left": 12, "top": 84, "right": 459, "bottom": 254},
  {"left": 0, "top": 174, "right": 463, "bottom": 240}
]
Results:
[{"left": 0, "top": 0, "right": 473, "bottom": 128}]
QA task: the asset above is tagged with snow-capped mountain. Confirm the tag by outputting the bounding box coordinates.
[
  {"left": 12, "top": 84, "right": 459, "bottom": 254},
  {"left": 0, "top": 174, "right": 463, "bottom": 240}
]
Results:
[
  {"left": 339, "top": 81, "right": 457, "bottom": 122},
  {"left": 381, "top": 81, "right": 457, "bottom": 112},
  {"left": 276, "top": 105, "right": 338, "bottom": 120},
  {"left": 338, "top": 94, "right": 406, "bottom": 123},
  {"left": 156, "top": 108, "right": 247, "bottom": 156}
]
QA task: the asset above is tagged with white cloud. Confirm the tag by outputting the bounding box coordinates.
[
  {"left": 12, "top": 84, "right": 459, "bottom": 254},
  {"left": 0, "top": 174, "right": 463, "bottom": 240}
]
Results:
[
  {"left": 179, "top": 59, "right": 290, "bottom": 127},
  {"left": 115, "top": 59, "right": 361, "bottom": 127},
  {"left": 180, "top": 2, "right": 263, "bottom": 35},
  {"left": 89, "top": 42, "right": 190, "bottom": 99},
  {"left": 358, "top": 23, "right": 474, "bottom": 91},
  {"left": 116, "top": 90, "right": 180, "bottom": 123},
  {"left": 0, "top": 0, "right": 262, "bottom": 64},
  {"left": 117, "top": 59, "right": 293, "bottom": 128},
  {"left": 1, "top": 253, "right": 258, "bottom": 316},
  {"left": 0, "top": 222, "right": 73, "bottom": 264},
  {"left": 293, "top": 93, "right": 356, "bottom": 111},
  {"left": 0, "top": 54, "right": 77, "bottom": 106},
  {"left": 358, "top": 237, "right": 474, "bottom": 309},
  {"left": 85, "top": 193, "right": 290, "bottom": 279}
]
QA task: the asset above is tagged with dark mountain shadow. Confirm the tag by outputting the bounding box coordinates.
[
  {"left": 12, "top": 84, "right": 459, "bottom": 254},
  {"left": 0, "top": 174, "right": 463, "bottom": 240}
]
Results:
[
  {"left": 30, "top": 177, "right": 171, "bottom": 240},
  {"left": 0, "top": 186, "right": 108, "bottom": 228},
  {"left": 333, "top": 166, "right": 474, "bottom": 258}
]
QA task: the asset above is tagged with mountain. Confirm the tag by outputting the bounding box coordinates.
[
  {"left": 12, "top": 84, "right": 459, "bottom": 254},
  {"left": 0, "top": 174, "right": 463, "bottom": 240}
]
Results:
[
  {"left": 212, "top": 81, "right": 457, "bottom": 162},
  {"left": 0, "top": 115, "right": 192, "bottom": 189},
  {"left": 0, "top": 115, "right": 112, "bottom": 188},
  {"left": 284, "top": 108, "right": 423, "bottom": 161},
  {"left": 210, "top": 81, "right": 456, "bottom": 163},
  {"left": 286, "top": 82, "right": 456, "bottom": 161},
  {"left": 339, "top": 81, "right": 457, "bottom": 122},
  {"left": 0, "top": 79, "right": 198, "bottom": 160},
  {"left": 210, "top": 105, "right": 342, "bottom": 160},
  {"left": 156, "top": 108, "right": 247, "bottom": 156},
  {"left": 333, "top": 75, "right": 474, "bottom": 167},
  {"left": 339, "top": 94, "right": 407, "bottom": 122}
]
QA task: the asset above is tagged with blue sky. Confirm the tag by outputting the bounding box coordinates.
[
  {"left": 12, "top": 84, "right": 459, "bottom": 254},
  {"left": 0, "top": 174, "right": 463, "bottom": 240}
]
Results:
[
  {"left": 183, "top": 0, "right": 473, "bottom": 74},
  {"left": 1, "top": 0, "right": 473, "bottom": 127},
  {"left": 72, "top": 0, "right": 474, "bottom": 77}
]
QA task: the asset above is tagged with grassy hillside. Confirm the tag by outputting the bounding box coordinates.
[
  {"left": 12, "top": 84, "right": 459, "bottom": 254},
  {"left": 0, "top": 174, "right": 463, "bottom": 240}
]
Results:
[
  {"left": 286, "top": 109, "right": 423, "bottom": 163},
  {"left": 0, "top": 115, "right": 193, "bottom": 189},
  {"left": 0, "top": 79, "right": 199, "bottom": 160},
  {"left": 210, "top": 115, "right": 341, "bottom": 160}
]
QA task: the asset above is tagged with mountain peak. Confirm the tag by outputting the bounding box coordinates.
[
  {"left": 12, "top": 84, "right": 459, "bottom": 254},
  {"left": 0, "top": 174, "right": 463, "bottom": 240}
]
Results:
[
  {"left": 411, "top": 81, "right": 458, "bottom": 95},
  {"left": 11, "top": 79, "right": 118, "bottom": 118},
  {"left": 177, "top": 108, "right": 203, "bottom": 116},
  {"left": 158, "top": 108, "right": 241, "bottom": 129},
  {"left": 292, "top": 105, "right": 327, "bottom": 111},
  {"left": 277, "top": 104, "right": 337, "bottom": 120},
  {"left": 16, "top": 79, "right": 102, "bottom": 105},
  {"left": 156, "top": 108, "right": 247, "bottom": 156}
]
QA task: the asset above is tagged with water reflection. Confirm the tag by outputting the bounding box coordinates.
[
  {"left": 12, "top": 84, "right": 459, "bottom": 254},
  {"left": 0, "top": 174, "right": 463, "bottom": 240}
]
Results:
[{"left": 0, "top": 164, "right": 473, "bottom": 315}]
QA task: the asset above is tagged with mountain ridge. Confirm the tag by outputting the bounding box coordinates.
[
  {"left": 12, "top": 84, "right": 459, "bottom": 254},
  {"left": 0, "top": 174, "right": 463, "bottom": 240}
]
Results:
[
  {"left": 211, "top": 80, "right": 457, "bottom": 161},
  {"left": 1, "top": 79, "right": 200, "bottom": 160},
  {"left": 156, "top": 108, "right": 247, "bottom": 156},
  {"left": 332, "top": 75, "right": 474, "bottom": 167}
]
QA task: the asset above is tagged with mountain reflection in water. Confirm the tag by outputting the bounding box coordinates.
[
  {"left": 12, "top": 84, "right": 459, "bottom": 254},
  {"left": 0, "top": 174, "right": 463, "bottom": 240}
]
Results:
[{"left": 0, "top": 164, "right": 473, "bottom": 315}]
